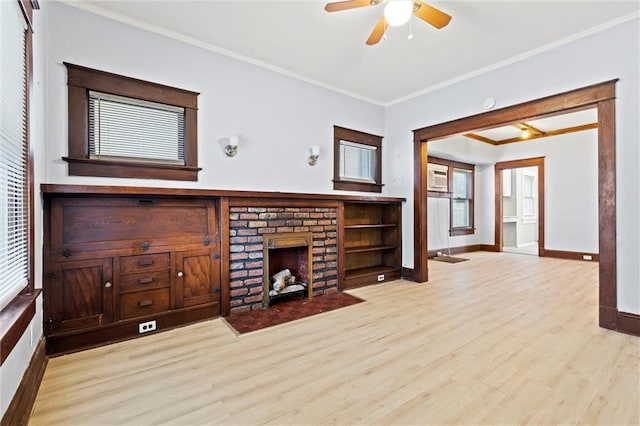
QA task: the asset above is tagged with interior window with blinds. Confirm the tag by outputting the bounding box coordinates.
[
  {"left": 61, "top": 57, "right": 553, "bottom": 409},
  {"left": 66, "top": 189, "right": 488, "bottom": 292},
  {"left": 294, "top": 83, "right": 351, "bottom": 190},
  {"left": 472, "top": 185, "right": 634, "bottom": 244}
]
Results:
[
  {"left": 339, "top": 140, "right": 377, "bottom": 183},
  {"left": 0, "top": 0, "right": 29, "bottom": 310},
  {"left": 88, "top": 91, "right": 185, "bottom": 164},
  {"left": 451, "top": 168, "right": 472, "bottom": 229}
]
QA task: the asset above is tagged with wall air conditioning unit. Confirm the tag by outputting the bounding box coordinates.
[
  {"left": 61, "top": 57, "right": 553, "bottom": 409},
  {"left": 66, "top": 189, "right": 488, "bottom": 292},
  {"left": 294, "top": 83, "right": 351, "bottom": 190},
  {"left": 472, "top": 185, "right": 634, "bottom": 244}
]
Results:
[{"left": 427, "top": 163, "right": 448, "bottom": 192}]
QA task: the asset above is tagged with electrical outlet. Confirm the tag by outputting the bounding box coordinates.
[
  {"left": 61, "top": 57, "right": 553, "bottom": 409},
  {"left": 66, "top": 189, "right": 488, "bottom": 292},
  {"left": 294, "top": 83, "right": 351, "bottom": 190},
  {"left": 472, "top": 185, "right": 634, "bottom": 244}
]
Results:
[
  {"left": 138, "top": 320, "right": 157, "bottom": 334},
  {"left": 582, "top": 254, "right": 593, "bottom": 261},
  {"left": 377, "top": 274, "right": 385, "bottom": 282}
]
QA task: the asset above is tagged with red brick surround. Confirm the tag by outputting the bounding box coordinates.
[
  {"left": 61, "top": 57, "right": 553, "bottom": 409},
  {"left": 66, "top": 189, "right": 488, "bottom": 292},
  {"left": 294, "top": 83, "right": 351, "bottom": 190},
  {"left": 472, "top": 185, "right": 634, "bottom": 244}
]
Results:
[{"left": 228, "top": 207, "right": 338, "bottom": 312}]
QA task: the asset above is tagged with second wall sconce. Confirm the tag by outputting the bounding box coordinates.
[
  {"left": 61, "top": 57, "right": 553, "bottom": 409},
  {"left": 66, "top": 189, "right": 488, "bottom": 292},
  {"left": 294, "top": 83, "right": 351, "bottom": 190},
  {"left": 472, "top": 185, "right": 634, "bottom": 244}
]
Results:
[
  {"left": 308, "top": 145, "right": 320, "bottom": 166},
  {"left": 220, "top": 135, "right": 240, "bottom": 157}
]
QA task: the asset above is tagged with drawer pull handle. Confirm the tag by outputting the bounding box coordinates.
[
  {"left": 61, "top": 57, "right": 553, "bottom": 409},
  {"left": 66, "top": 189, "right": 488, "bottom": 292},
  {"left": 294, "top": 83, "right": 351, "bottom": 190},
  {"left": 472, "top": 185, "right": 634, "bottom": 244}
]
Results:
[
  {"left": 139, "top": 277, "right": 154, "bottom": 285},
  {"left": 177, "top": 271, "right": 184, "bottom": 278},
  {"left": 104, "top": 282, "right": 112, "bottom": 288},
  {"left": 141, "top": 242, "right": 150, "bottom": 251},
  {"left": 138, "top": 259, "right": 154, "bottom": 266},
  {"left": 139, "top": 300, "right": 153, "bottom": 307}
]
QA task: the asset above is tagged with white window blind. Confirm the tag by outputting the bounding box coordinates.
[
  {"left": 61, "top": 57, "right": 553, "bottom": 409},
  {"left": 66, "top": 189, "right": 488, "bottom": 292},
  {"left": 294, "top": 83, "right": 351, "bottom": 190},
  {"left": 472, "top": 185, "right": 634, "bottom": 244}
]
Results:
[
  {"left": 339, "top": 140, "right": 376, "bottom": 183},
  {"left": 0, "top": 0, "right": 29, "bottom": 310},
  {"left": 88, "top": 91, "right": 185, "bottom": 164}
]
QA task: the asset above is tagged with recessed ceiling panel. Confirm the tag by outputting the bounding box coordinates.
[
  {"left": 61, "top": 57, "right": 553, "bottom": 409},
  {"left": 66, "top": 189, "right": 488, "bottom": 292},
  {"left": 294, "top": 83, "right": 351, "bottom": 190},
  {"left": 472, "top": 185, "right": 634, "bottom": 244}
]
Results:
[{"left": 527, "top": 108, "right": 598, "bottom": 131}]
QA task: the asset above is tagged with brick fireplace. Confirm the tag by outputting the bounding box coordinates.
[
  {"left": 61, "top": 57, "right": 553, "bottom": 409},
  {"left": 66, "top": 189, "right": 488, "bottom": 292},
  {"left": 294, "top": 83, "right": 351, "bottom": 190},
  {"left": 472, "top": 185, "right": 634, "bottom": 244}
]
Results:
[{"left": 228, "top": 206, "right": 338, "bottom": 312}]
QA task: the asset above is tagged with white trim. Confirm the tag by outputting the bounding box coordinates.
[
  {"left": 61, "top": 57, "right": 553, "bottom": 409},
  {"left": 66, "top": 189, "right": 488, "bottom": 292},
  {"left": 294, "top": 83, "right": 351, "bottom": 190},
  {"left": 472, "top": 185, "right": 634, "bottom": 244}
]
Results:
[
  {"left": 57, "top": 0, "right": 385, "bottom": 106},
  {"left": 340, "top": 140, "right": 378, "bottom": 150}
]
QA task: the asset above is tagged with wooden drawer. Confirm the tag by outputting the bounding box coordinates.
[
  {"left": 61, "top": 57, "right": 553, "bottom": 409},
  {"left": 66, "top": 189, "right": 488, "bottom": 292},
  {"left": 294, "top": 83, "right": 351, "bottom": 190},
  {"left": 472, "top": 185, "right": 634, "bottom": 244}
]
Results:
[
  {"left": 120, "top": 288, "right": 171, "bottom": 320},
  {"left": 120, "top": 270, "right": 171, "bottom": 293},
  {"left": 120, "top": 253, "right": 170, "bottom": 274}
]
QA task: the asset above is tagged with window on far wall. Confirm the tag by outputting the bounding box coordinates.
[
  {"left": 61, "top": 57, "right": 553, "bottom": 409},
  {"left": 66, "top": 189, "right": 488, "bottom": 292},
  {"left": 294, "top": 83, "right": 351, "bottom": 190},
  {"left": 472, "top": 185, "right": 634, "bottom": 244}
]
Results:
[
  {"left": 0, "top": 0, "right": 31, "bottom": 310},
  {"left": 451, "top": 168, "right": 473, "bottom": 232},
  {"left": 427, "top": 156, "right": 475, "bottom": 236},
  {"left": 333, "top": 126, "right": 382, "bottom": 193},
  {"left": 523, "top": 174, "right": 536, "bottom": 217},
  {"left": 64, "top": 63, "right": 201, "bottom": 181}
]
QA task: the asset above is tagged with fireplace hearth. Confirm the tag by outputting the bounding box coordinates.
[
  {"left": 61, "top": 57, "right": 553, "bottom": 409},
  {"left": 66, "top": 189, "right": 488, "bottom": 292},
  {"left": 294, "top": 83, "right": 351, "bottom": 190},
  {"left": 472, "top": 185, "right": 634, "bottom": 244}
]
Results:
[{"left": 263, "top": 232, "right": 313, "bottom": 308}]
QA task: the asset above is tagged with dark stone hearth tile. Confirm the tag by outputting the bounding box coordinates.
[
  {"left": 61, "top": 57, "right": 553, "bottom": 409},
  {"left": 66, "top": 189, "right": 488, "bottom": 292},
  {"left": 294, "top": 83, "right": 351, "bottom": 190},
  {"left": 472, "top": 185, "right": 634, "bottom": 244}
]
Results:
[{"left": 226, "top": 292, "right": 364, "bottom": 334}]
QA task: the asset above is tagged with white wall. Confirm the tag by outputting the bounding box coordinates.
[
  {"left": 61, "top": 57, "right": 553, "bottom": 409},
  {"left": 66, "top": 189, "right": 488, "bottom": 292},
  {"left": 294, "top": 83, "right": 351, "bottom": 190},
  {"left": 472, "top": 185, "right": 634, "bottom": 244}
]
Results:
[
  {"left": 426, "top": 164, "right": 495, "bottom": 252},
  {"left": 0, "top": 298, "right": 43, "bottom": 417},
  {"left": 386, "top": 17, "right": 639, "bottom": 314},
  {"left": 495, "top": 131, "right": 598, "bottom": 253},
  {"left": 43, "top": 2, "right": 385, "bottom": 193},
  {"left": 426, "top": 130, "right": 598, "bottom": 254},
  {"left": 427, "top": 198, "right": 449, "bottom": 250}
]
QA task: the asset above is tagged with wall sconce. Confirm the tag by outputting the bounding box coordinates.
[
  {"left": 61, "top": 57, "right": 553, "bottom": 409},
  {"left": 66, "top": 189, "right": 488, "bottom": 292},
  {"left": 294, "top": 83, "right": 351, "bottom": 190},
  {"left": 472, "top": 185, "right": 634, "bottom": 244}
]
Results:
[
  {"left": 308, "top": 145, "right": 320, "bottom": 166},
  {"left": 219, "top": 135, "right": 240, "bottom": 157}
]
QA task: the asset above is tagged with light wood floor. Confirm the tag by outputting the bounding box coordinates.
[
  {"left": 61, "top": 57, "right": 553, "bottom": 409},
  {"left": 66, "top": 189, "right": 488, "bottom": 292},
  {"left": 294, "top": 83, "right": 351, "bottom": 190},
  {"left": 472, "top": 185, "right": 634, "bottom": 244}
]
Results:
[{"left": 30, "top": 252, "right": 639, "bottom": 425}]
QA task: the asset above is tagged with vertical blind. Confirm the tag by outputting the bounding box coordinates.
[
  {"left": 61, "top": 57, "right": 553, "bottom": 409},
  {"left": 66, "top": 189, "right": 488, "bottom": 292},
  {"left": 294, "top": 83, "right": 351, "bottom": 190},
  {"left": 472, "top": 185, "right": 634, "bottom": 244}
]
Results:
[
  {"left": 88, "top": 91, "right": 185, "bottom": 164},
  {"left": 0, "top": 0, "right": 29, "bottom": 310}
]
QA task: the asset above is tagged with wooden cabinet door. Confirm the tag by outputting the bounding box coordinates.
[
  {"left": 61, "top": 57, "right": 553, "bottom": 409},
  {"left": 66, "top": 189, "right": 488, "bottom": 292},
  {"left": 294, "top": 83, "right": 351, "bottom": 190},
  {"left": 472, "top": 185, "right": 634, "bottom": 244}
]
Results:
[
  {"left": 175, "top": 249, "right": 220, "bottom": 311},
  {"left": 44, "top": 258, "right": 114, "bottom": 335}
]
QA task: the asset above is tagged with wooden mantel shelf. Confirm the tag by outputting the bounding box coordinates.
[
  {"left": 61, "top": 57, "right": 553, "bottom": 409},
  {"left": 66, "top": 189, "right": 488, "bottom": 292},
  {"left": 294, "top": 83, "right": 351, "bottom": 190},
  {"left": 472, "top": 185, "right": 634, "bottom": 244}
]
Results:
[{"left": 40, "top": 184, "right": 406, "bottom": 203}]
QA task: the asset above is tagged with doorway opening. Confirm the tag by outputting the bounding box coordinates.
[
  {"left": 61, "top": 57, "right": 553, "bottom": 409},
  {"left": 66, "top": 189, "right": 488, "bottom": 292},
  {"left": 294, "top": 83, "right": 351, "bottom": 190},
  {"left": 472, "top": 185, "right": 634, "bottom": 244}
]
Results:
[
  {"left": 495, "top": 157, "right": 545, "bottom": 257},
  {"left": 412, "top": 80, "right": 618, "bottom": 330}
]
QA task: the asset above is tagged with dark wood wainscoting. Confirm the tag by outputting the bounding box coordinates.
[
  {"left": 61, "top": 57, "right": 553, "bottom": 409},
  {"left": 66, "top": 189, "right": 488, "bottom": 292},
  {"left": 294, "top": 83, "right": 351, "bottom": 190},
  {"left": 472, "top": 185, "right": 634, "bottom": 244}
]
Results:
[
  {"left": 427, "top": 244, "right": 497, "bottom": 259},
  {"left": 544, "top": 249, "right": 599, "bottom": 262},
  {"left": 616, "top": 312, "right": 640, "bottom": 337}
]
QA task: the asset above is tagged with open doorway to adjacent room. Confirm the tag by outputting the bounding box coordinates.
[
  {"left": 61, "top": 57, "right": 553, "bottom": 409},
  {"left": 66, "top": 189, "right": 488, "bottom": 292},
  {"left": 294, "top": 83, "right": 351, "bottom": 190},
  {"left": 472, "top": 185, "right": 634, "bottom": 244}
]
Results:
[
  {"left": 412, "top": 81, "right": 618, "bottom": 330},
  {"left": 495, "top": 159, "right": 545, "bottom": 257}
]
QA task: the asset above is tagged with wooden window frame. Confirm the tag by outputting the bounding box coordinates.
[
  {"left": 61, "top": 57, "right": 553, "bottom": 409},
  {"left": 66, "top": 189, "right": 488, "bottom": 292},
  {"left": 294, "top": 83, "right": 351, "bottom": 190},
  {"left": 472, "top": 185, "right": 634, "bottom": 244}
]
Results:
[
  {"left": 333, "top": 125, "right": 383, "bottom": 193},
  {"left": 63, "top": 63, "right": 201, "bottom": 181},
  {"left": 450, "top": 165, "right": 474, "bottom": 236},
  {"left": 0, "top": 0, "right": 39, "bottom": 366},
  {"left": 427, "top": 156, "right": 475, "bottom": 236}
]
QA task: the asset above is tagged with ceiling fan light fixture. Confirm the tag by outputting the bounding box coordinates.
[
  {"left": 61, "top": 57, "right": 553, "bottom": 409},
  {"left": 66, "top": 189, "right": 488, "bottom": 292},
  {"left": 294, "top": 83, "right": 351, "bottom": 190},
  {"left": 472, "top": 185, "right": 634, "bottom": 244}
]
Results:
[{"left": 384, "top": 0, "right": 413, "bottom": 27}]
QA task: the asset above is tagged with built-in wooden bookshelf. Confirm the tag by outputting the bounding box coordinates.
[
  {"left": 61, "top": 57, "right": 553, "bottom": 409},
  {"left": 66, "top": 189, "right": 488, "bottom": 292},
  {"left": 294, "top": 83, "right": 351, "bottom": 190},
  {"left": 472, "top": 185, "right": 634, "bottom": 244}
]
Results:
[{"left": 341, "top": 201, "right": 402, "bottom": 289}]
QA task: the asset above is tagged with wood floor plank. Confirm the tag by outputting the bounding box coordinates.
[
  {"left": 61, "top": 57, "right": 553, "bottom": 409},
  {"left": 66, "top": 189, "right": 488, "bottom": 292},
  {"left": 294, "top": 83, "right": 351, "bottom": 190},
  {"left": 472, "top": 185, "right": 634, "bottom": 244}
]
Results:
[{"left": 29, "top": 252, "right": 639, "bottom": 425}]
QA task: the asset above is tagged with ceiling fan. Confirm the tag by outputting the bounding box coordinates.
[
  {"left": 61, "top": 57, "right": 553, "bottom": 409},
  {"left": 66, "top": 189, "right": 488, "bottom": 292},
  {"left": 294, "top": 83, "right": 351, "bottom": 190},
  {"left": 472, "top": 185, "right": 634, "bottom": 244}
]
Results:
[{"left": 324, "top": 0, "right": 452, "bottom": 45}]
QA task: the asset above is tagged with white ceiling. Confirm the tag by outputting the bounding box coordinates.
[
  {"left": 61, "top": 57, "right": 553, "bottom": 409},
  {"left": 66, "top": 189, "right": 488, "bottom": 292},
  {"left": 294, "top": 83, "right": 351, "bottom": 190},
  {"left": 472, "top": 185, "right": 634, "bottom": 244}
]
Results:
[
  {"left": 427, "top": 106, "right": 598, "bottom": 165},
  {"left": 67, "top": 0, "right": 639, "bottom": 105},
  {"left": 474, "top": 108, "right": 598, "bottom": 141}
]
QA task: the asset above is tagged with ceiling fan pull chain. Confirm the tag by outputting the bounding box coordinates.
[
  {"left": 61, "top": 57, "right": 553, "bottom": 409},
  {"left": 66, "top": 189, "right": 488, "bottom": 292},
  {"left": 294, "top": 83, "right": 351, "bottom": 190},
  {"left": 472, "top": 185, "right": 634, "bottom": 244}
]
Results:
[{"left": 408, "top": 14, "right": 414, "bottom": 39}]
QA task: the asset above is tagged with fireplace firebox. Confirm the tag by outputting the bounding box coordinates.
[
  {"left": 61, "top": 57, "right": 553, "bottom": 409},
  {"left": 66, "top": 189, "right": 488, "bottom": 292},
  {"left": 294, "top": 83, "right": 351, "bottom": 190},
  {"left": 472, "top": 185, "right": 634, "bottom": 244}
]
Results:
[{"left": 262, "top": 232, "right": 313, "bottom": 308}]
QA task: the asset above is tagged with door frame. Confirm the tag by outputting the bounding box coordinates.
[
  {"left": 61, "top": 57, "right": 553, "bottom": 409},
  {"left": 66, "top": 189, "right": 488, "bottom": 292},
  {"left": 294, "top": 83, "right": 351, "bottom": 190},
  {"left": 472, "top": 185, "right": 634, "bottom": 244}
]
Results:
[
  {"left": 495, "top": 157, "right": 545, "bottom": 255},
  {"left": 412, "top": 80, "right": 617, "bottom": 330}
]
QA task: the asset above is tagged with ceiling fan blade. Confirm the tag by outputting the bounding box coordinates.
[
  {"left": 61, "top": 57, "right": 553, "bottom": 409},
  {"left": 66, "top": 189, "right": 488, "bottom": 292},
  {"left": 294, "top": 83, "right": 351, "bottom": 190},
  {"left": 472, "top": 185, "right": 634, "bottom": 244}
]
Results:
[
  {"left": 366, "top": 16, "right": 386, "bottom": 45},
  {"left": 413, "top": 0, "right": 452, "bottom": 29},
  {"left": 324, "top": 0, "right": 376, "bottom": 13}
]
